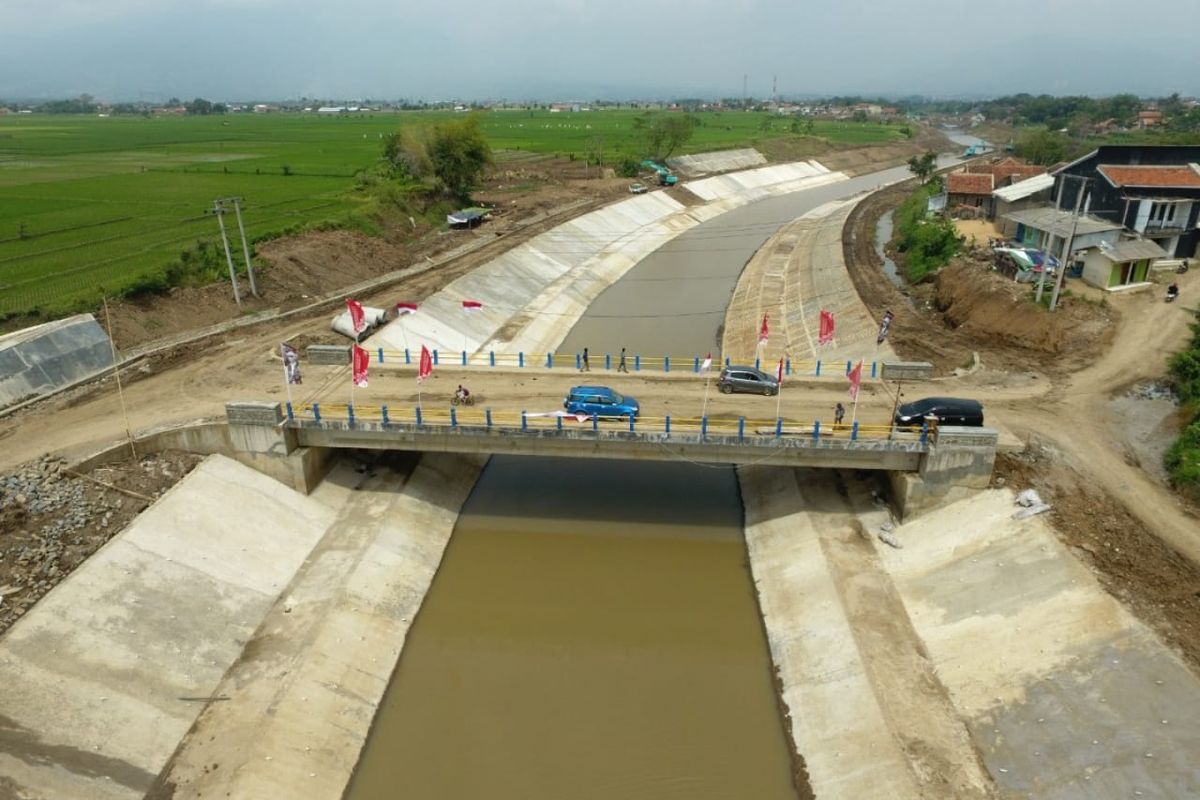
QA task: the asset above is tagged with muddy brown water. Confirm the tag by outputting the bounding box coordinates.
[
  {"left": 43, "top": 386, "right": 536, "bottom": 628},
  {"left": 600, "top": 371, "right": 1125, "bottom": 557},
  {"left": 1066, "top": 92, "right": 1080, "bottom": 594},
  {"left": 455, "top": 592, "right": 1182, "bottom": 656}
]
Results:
[{"left": 345, "top": 456, "right": 797, "bottom": 799}]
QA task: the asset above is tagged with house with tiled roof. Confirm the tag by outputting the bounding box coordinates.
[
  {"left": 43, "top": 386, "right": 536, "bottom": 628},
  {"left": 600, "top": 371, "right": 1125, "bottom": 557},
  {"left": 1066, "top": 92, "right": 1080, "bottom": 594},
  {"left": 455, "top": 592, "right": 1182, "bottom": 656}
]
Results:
[
  {"left": 1054, "top": 145, "right": 1200, "bottom": 259},
  {"left": 946, "top": 170, "right": 995, "bottom": 215}
]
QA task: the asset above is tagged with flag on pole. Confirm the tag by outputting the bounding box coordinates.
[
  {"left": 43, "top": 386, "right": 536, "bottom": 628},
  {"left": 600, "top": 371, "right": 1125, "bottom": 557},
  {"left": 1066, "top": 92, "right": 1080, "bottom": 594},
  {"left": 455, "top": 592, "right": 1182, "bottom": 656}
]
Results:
[
  {"left": 462, "top": 300, "right": 483, "bottom": 312},
  {"left": 418, "top": 345, "right": 433, "bottom": 383},
  {"left": 701, "top": 352, "right": 713, "bottom": 371},
  {"left": 758, "top": 313, "right": 769, "bottom": 345},
  {"left": 346, "top": 298, "right": 366, "bottom": 335},
  {"left": 818, "top": 310, "right": 835, "bottom": 346},
  {"left": 776, "top": 357, "right": 784, "bottom": 385},
  {"left": 281, "top": 343, "right": 302, "bottom": 385},
  {"left": 848, "top": 360, "right": 863, "bottom": 401},
  {"left": 351, "top": 344, "right": 369, "bottom": 388},
  {"left": 396, "top": 302, "right": 418, "bottom": 315}
]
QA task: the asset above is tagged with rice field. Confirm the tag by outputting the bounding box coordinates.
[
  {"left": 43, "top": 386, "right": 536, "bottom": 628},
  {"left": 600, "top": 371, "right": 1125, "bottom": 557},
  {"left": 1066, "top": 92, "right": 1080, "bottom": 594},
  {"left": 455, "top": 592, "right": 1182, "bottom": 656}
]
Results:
[{"left": 0, "top": 110, "right": 905, "bottom": 318}]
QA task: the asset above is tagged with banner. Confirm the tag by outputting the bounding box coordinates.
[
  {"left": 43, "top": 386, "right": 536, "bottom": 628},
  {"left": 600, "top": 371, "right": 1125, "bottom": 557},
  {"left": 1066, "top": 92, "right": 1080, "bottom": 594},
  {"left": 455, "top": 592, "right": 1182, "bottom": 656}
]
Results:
[
  {"left": 280, "top": 343, "right": 302, "bottom": 385},
  {"left": 418, "top": 345, "right": 433, "bottom": 382},
  {"left": 818, "top": 310, "right": 835, "bottom": 346},
  {"left": 396, "top": 302, "right": 419, "bottom": 315},
  {"left": 352, "top": 344, "right": 369, "bottom": 388},
  {"left": 462, "top": 300, "right": 483, "bottom": 312},
  {"left": 848, "top": 360, "right": 863, "bottom": 401},
  {"left": 876, "top": 310, "right": 894, "bottom": 345},
  {"left": 346, "top": 298, "right": 366, "bottom": 335},
  {"left": 701, "top": 352, "right": 713, "bottom": 371},
  {"left": 775, "top": 357, "right": 784, "bottom": 386},
  {"left": 758, "top": 313, "right": 769, "bottom": 345}
]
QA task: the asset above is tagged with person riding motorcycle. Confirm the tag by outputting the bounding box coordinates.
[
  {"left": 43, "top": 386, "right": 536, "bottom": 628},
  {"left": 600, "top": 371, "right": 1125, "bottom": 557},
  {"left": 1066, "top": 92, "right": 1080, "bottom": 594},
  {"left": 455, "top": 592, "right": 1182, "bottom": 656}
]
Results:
[
  {"left": 454, "top": 384, "right": 471, "bottom": 402},
  {"left": 1167, "top": 282, "right": 1180, "bottom": 302}
]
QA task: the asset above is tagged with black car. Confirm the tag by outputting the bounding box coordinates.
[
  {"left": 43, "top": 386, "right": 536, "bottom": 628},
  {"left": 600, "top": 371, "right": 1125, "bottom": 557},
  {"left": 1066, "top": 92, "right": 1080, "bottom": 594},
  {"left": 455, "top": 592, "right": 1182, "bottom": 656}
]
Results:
[
  {"left": 894, "top": 397, "right": 984, "bottom": 427},
  {"left": 717, "top": 365, "right": 779, "bottom": 396}
]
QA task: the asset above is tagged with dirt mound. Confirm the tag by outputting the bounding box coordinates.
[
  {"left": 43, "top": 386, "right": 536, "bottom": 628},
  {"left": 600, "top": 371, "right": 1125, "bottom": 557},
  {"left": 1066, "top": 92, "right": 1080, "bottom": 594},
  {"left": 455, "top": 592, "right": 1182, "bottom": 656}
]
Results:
[{"left": 936, "top": 259, "right": 1116, "bottom": 362}]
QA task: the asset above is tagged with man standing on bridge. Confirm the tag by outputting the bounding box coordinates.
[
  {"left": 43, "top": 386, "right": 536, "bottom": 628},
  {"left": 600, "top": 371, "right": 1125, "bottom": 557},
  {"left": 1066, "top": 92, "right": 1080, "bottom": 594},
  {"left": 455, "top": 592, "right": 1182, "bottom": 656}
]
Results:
[
  {"left": 618, "top": 347, "right": 628, "bottom": 373},
  {"left": 581, "top": 347, "right": 591, "bottom": 372}
]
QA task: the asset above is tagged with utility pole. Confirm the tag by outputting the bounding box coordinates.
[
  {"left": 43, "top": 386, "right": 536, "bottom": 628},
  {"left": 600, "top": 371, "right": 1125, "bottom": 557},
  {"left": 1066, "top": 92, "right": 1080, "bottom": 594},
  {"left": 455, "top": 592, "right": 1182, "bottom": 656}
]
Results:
[
  {"left": 1037, "top": 174, "right": 1080, "bottom": 305},
  {"left": 1051, "top": 177, "right": 1088, "bottom": 311},
  {"left": 743, "top": 74, "right": 748, "bottom": 108},
  {"left": 212, "top": 201, "right": 241, "bottom": 306},
  {"left": 229, "top": 198, "right": 258, "bottom": 297}
]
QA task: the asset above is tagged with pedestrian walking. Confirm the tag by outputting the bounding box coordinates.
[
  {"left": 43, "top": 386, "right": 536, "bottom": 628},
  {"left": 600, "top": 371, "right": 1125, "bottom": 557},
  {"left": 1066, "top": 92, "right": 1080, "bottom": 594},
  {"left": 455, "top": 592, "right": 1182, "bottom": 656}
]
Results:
[
  {"left": 617, "top": 347, "right": 628, "bottom": 373},
  {"left": 834, "top": 402, "right": 845, "bottom": 427},
  {"left": 581, "top": 347, "right": 590, "bottom": 372}
]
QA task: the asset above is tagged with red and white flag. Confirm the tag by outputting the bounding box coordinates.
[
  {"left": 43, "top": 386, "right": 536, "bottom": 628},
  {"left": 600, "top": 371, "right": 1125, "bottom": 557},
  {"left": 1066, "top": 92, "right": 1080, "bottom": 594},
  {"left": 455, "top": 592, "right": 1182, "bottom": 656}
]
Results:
[
  {"left": 346, "top": 298, "right": 366, "bottom": 335},
  {"left": 758, "top": 313, "right": 769, "bottom": 345},
  {"left": 776, "top": 357, "right": 784, "bottom": 386},
  {"left": 847, "top": 360, "right": 863, "bottom": 402},
  {"left": 395, "top": 302, "right": 419, "bottom": 315},
  {"left": 701, "top": 352, "right": 713, "bottom": 371},
  {"left": 462, "top": 300, "right": 483, "bottom": 312},
  {"left": 818, "top": 310, "right": 835, "bottom": 346},
  {"left": 351, "top": 344, "right": 369, "bottom": 388},
  {"left": 417, "top": 345, "right": 433, "bottom": 383}
]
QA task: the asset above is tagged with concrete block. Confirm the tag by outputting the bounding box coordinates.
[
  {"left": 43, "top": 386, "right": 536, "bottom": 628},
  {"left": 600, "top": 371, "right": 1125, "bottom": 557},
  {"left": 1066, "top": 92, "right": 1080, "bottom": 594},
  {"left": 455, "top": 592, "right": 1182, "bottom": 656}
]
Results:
[
  {"left": 0, "top": 314, "right": 115, "bottom": 409},
  {"left": 307, "top": 344, "right": 351, "bottom": 365},
  {"left": 881, "top": 362, "right": 935, "bottom": 381},
  {"left": 225, "top": 401, "right": 283, "bottom": 426}
]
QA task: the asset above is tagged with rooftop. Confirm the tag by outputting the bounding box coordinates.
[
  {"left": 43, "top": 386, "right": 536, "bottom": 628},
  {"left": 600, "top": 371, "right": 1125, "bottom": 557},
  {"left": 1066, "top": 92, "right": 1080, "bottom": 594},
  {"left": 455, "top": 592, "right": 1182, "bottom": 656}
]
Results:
[
  {"left": 1003, "top": 206, "right": 1124, "bottom": 238},
  {"left": 1097, "top": 164, "right": 1200, "bottom": 189},
  {"left": 947, "top": 172, "right": 994, "bottom": 195},
  {"left": 1096, "top": 239, "right": 1168, "bottom": 262},
  {"left": 993, "top": 173, "right": 1054, "bottom": 202}
]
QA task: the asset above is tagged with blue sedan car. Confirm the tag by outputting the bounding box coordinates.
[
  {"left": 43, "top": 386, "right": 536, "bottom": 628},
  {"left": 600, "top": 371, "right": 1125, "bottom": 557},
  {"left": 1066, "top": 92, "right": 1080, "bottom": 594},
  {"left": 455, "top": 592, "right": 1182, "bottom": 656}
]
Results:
[{"left": 564, "top": 386, "right": 640, "bottom": 418}]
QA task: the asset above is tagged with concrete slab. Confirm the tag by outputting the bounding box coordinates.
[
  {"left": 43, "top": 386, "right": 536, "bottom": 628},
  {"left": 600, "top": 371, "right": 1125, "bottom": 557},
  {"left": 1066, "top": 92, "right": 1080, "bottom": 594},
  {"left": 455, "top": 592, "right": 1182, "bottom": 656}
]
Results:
[
  {"left": 0, "top": 455, "right": 346, "bottom": 799},
  {"left": 668, "top": 148, "right": 767, "bottom": 176},
  {"left": 0, "top": 314, "right": 114, "bottom": 409},
  {"left": 878, "top": 490, "right": 1200, "bottom": 798}
]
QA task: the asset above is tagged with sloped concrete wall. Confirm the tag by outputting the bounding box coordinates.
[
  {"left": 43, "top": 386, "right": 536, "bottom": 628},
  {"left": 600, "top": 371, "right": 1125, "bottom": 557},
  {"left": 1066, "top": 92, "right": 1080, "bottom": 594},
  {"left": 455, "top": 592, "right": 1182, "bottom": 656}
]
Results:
[
  {"left": 0, "top": 314, "right": 115, "bottom": 408},
  {"left": 668, "top": 148, "right": 767, "bottom": 176}
]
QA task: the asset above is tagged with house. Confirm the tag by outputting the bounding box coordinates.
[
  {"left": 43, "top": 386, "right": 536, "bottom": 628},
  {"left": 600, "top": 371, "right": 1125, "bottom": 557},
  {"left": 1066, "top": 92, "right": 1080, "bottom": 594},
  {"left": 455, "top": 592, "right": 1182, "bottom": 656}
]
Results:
[
  {"left": 1137, "top": 110, "right": 1164, "bottom": 129},
  {"left": 1079, "top": 238, "right": 1168, "bottom": 290},
  {"left": 946, "top": 171, "right": 995, "bottom": 214},
  {"left": 1054, "top": 145, "right": 1200, "bottom": 258},
  {"left": 999, "top": 206, "right": 1123, "bottom": 260},
  {"left": 992, "top": 173, "right": 1055, "bottom": 221},
  {"left": 975, "top": 157, "right": 1047, "bottom": 188}
]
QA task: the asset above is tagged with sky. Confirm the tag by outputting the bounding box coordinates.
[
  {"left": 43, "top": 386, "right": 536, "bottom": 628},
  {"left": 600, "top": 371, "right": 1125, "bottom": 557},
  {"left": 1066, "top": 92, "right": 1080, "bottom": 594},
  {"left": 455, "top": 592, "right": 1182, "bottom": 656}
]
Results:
[{"left": 2, "top": 0, "right": 1198, "bottom": 102}]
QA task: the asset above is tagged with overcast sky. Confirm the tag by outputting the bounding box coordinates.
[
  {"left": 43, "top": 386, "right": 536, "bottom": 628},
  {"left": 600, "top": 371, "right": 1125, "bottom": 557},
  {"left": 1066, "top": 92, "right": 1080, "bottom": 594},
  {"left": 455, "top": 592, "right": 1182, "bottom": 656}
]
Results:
[{"left": 2, "top": 0, "right": 1198, "bottom": 101}]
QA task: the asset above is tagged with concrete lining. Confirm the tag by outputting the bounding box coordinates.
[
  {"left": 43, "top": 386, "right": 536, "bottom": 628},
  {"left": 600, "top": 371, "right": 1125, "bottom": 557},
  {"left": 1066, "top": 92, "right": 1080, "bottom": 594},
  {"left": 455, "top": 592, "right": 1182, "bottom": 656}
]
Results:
[
  {"left": 667, "top": 148, "right": 767, "bottom": 176},
  {"left": 0, "top": 455, "right": 347, "bottom": 799},
  {"left": 0, "top": 314, "right": 114, "bottom": 408}
]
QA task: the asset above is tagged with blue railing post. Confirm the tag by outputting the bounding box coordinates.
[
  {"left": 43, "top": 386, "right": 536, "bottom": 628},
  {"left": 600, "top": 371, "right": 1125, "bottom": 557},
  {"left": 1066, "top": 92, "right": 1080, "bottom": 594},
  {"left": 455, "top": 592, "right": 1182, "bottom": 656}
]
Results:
[
  {"left": 312, "top": 403, "right": 321, "bottom": 423},
  {"left": 592, "top": 413, "right": 599, "bottom": 432},
  {"left": 404, "top": 347, "right": 411, "bottom": 365},
  {"left": 755, "top": 357, "right": 761, "bottom": 370},
  {"left": 871, "top": 361, "right": 878, "bottom": 379},
  {"left": 490, "top": 351, "right": 496, "bottom": 367},
  {"left": 547, "top": 353, "right": 553, "bottom": 368},
  {"left": 664, "top": 356, "right": 670, "bottom": 373},
  {"left": 556, "top": 414, "right": 563, "bottom": 431},
  {"left": 450, "top": 407, "right": 458, "bottom": 427},
  {"left": 486, "top": 408, "right": 493, "bottom": 428},
  {"left": 286, "top": 401, "right": 294, "bottom": 421},
  {"left": 433, "top": 349, "right": 440, "bottom": 365},
  {"left": 377, "top": 347, "right": 384, "bottom": 364},
  {"left": 575, "top": 353, "right": 582, "bottom": 370},
  {"left": 815, "top": 360, "right": 822, "bottom": 377},
  {"left": 851, "top": 421, "right": 860, "bottom": 441},
  {"left": 738, "top": 416, "right": 746, "bottom": 441},
  {"left": 786, "top": 358, "right": 792, "bottom": 376},
  {"left": 635, "top": 355, "right": 641, "bottom": 371},
  {"left": 665, "top": 415, "right": 671, "bottom": 436},
  {"left": 845, "top": 360, "right": 852, "bottom": 375},
  {"left": 518, "top": 352, "right": 525, "bottom": 368},
  {"left": 629, "top": 415, "right": 635, "bottom": 432},
  {"left": 921, "top": 421, "right": 929, "bottom": 444},
  {"left": 775, "top": 418, "right": 783, "bottom": 438},
  {"left": 521, "top": 411, "right": 528, "bottom": 431},
  {"left": 694, "top": 356, "right": 700, "bottom": 373},
  {"left": 415, "top": 407, "right": 423, "bottom": 426},
  {"left": 812, "top": 420, "right": 821, "bottom": 441},
  {"left": 381, "top": 405, "right": 389, "bottom": 426},
  {"left": 461, "top": 350, "right": 467, "bottom": 366},
  {"left": 605, "top": 353, "right": 612, "bottom": 370},
  {"left": 701, "top": 416, "right": 708, "bottom": 439},
  {"left": 346, "top": 403, "right": 355, "bottom": 428},
  {"left": 724, "top": 356, "right": 731, "bottom": 366}
]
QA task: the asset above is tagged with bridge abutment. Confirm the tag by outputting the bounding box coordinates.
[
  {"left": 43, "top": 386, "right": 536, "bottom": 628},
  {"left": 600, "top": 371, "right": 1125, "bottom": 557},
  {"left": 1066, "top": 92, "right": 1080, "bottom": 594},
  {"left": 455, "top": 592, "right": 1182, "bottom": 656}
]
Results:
[
  {"left": 225, "top": 401, "right": 333, "bottom": 494},
  {"left": 889, "top": 427, "right": 998, "bottom": 520}
]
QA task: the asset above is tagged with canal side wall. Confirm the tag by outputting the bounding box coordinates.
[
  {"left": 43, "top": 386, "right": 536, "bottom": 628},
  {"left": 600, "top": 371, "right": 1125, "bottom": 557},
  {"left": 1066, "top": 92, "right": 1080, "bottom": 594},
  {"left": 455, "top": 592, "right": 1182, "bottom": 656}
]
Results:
[
  {"left": 151, "top": 451, "right": 487, "bottom": 800},
  {"left": 889, "top": 427, "right": 999, "bottom": 520}
]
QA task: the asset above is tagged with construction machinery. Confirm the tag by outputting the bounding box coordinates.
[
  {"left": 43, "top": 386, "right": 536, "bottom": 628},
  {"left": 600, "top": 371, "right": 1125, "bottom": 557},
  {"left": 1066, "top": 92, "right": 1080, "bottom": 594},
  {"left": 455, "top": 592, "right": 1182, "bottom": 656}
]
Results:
[{"left": 641, "top": 160, "right": 678, "bottom": 186}]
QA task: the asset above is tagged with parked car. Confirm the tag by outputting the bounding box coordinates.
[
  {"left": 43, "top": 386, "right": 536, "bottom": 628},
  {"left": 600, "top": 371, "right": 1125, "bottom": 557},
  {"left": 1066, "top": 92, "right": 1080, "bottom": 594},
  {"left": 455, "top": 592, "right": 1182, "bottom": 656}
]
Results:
[
  {"left": 894, "top": 397, "right": 984, "bottom": 427},
  {"left": 628, "top": 182, "right": 648, "bottom": 194},
  {"left": 717, "top": 365, "right": 779, "bottom": 396},
  {"left": 564, "top": 386, "right": 640, "bottom": 418}
]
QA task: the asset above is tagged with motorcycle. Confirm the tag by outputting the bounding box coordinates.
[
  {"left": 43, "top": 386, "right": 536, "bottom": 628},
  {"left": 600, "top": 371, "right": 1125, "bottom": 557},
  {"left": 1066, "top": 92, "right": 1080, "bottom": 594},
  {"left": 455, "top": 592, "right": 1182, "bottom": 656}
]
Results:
[{"left": 1166, "top": 285, "right": 1180, "bottom": 303}]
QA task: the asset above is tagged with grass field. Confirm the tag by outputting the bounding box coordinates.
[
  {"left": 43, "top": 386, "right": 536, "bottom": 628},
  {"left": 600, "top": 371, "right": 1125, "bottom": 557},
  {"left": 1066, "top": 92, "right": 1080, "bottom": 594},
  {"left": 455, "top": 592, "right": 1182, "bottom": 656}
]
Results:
[{"left": 0, "top": 110, "right": 906, "bottom": 318}]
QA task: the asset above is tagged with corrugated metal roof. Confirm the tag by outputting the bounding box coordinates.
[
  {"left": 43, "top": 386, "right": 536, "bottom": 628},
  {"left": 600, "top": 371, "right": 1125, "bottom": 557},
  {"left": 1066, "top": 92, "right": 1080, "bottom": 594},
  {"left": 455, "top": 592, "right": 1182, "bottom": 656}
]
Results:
[
  {"left": 1096, "top": 239, "right": 1168, "bottom": 262},
  {"left": 1003, "top": 206, "right": 1124, "bottom": 238},
  {"left": 993, "top": 173, "right": 1054, "bottom": 202}
]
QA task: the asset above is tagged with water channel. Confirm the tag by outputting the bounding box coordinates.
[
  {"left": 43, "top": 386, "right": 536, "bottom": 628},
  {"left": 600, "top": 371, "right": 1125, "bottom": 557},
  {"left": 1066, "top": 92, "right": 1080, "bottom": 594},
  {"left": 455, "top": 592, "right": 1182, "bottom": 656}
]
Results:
[{"left": 346, "top": 164, "right": 922, "bottom": 799}]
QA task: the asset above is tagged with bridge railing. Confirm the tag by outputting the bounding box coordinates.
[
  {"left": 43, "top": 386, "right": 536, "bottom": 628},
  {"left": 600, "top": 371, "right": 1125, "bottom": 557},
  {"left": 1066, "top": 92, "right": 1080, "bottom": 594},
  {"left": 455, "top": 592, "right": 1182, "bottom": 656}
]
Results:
[
  {"left": 285, "top": 401, "right": 928, "bottom": 448},
  {"left": 370, "top": 348, "right": 880, "bottom": 380}
]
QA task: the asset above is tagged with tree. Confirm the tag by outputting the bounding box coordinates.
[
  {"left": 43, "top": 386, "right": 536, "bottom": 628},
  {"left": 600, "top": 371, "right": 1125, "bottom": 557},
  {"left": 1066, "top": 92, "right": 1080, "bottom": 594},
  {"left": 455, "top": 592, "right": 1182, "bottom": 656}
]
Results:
[
  {"left": 186, "top": 98, "right": 214, "bottom": 115},
  {"left": 634, "top": 112, "right": 699, "bottom": 160},
  {"left": 428, "top": 115, "right": 492, "bottom": 199},
  {"left": 1015, "top": 129, "right": 1075, "bottom": 165},
  {"left": 906, "top": 151, "right": 938, "bottom": 183}
]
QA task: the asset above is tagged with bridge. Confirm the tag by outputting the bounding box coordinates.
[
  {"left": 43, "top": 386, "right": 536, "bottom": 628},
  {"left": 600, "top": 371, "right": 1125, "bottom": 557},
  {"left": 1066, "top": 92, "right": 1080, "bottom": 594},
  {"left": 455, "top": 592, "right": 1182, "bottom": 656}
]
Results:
[{"left": 216, "top": 400, "right": 999, "bottom": 520}]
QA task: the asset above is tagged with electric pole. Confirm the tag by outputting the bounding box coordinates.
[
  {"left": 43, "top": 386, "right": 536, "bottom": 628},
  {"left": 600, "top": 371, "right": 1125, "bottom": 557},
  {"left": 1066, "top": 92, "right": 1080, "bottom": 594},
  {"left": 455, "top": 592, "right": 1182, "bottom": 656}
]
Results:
[
  {"left": 211, "top": 201, "right": 241, "bottom": 306},
  {"left": 1051, "top": 177, "right": 1089, "bottom": 311},
  {"left": 230, "top": 198, "right": 258, "bottom": 297}
]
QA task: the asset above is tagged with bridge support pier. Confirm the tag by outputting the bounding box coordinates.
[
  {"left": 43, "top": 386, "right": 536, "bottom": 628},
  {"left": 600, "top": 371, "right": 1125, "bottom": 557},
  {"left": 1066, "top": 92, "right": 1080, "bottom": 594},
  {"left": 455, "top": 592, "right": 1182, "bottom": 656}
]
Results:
[
  {"left": 225, "top": 402, "right": 333, "bottom": 494},
  {"left": 888, "top": 427, "right": 998, "bottom": 520}
]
